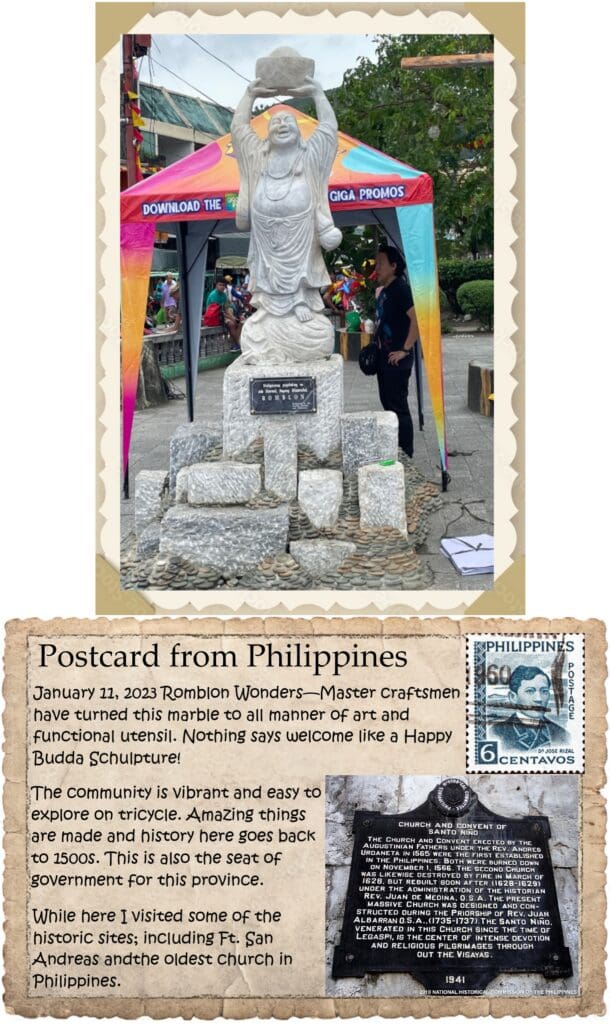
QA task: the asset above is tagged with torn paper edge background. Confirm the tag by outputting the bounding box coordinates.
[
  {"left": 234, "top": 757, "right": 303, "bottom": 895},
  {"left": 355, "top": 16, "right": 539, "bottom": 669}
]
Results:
[{"left": 4, "top": 615, "right": 605, "bottom": 1017}]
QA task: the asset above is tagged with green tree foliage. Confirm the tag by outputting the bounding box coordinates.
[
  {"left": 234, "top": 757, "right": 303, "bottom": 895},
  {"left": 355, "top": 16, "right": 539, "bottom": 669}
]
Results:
[
  {"left": 328, "top": 35, "right": 494, "bottom": 258},
  {"left": 438, "top": 256, "right": 493, "bottom": 310},
  {"left": 328, "top": 225, "right": 378, "bottom": 276},
  {"left": 456, "top": 280, "right": 494, "bottom": 328}
]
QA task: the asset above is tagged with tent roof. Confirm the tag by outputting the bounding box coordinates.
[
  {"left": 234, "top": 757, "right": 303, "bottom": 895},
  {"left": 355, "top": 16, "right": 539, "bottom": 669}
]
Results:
[{"left": 121, "top": 104, "right": 433, "bottom": 224}]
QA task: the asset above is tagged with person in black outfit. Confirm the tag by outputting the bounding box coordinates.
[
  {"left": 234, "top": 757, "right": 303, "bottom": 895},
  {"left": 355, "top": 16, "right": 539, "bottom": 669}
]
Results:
[{"left": 374, "top": 244, "right": 420, "bottom": 457}]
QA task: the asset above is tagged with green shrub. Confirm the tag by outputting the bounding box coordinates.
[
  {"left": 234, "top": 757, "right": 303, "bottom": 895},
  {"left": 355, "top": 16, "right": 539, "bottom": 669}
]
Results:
[
  {"left": 456, "top": 280, "right": 494, "bottom": 328},
  {"left": 439, "top": 257, "right": 493, "bottom": 311}
]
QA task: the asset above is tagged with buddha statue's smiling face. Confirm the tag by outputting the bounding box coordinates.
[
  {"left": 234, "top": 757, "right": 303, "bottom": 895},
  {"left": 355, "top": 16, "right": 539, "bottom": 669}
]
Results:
[{"left": 268, "top": 112, "right": 300, "bottom": 149}]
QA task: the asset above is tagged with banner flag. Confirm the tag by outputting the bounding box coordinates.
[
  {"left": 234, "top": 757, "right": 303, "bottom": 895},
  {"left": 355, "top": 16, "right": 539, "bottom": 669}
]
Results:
[
  {"left": 396, "top": 203, "right": 447, "bottom": 472},
  {"left": 120, "top": 221, "right": 155, "bottom": 476}
]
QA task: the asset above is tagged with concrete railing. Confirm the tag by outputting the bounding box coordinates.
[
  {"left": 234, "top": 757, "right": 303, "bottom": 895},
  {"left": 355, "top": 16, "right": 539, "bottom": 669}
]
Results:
[{"left": 148, "top": 325, "right": 232, "bottom": 367}]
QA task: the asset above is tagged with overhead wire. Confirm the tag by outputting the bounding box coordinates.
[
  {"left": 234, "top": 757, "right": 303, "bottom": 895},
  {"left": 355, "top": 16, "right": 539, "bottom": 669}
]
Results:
[
  {"left": 147, "top": 40, "right": 284, "bottom": 115},
  {"left": 183, "top": 33, "right": 284, "bottom": 125},
  {"left": 185, "top": 35, "right": 250, "bottom": 83},
  {"left": 183, "top": 34, "right": 333, "bottom": 107},
  {"left": 146, "top": 47, "right": 235, "bottom": 116}
]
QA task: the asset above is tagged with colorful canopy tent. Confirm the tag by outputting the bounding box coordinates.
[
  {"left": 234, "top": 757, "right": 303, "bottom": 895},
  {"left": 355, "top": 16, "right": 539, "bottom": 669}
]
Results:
[{"left": 120, "top": 105, "right": 448, "bottom": 489}]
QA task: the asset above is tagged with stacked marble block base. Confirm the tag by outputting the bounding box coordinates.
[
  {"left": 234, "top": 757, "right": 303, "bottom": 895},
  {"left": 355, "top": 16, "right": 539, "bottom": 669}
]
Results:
[
  {"left": 164, "top": 455, "right": 289, "bottom": 573},
  {"left": 134, "top": 356, "right": 412, "bottom": 577}
]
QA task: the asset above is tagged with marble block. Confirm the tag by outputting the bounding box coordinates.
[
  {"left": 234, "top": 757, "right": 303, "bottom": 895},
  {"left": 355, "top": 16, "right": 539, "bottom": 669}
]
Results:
[
  {"left": 137, "top": 522, "right": 161, "bottom": 559},
  {"left": 358, "top": 461, "right": 407, "bottom": 535},
  {"left": 375, "top": 411, "right": 399, "bottom": 462},
  {"left": 169, "top": 421, "right": 223, "bottom": 497},
  {"left": 188, "top": 462, "right": 261, "bottom": 506},
  {"left": 290, "top": 540, "right": 356, "bottom": 577},
  {"left": 135, "top": 470, "right": 168, "bottom": 536},
  {"left": 175, "top": 466, "right": 190, "bottom": 503},
  {"left": 298, "top": 469, "right": 343, "bottom": 529},
  {"left": 341, "top": 413, "right": 378, "bottom": 475},
  {"left": 264, "top": 422, "right": 298, "bottom": 500},
  {"left": 255, "top": 48, "right": 314, "bottom": 91},
  {"left": 159, "top": 505, "right": 289, "bottom": 572},
  {"left": 223, "top": 354, "right": 344, "bottom": 460},
  {"left": 341, "top": 411, "right": 398, "bottom": 474}
]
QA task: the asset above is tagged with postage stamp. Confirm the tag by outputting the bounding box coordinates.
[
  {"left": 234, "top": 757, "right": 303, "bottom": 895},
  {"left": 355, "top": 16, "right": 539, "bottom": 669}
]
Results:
[{"left": 466, "top": 634, "right": 585, "bottom": 772}]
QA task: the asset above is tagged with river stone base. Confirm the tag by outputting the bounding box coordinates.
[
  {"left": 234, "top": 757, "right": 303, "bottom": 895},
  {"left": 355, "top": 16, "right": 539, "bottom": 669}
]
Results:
[
  {"left": 341, "top": 411, "right": 398, "bottom": 475},
  {"left": 121, "top": 442, "right": 441, "bottom": 591},
  {"left": 159, "top": 504, "right": 289, "bottom": 572},
  {"left": 223, "top": 354, "right": 343, "bottom": 460},
  {"left": 290, "top": 541, "right": 356, "bottom": 577}
]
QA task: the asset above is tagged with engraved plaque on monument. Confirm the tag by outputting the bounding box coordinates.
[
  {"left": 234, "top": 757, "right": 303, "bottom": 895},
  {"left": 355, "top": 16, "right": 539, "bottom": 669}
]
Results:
[
  {"left": 250, "top": 376, "right": 317, "bottom": 415},
  {"left": 332, "top": 778, "right": 573, "bottom": 994}
]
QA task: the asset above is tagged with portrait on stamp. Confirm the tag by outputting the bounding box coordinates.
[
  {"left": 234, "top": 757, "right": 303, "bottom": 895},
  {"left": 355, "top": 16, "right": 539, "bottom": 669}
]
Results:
[
  {"left": 467, "top": 635, "right": 585, "bottom": 772},
  {"left": 486, "top": 665, "right": 572, "bottom": 752}
]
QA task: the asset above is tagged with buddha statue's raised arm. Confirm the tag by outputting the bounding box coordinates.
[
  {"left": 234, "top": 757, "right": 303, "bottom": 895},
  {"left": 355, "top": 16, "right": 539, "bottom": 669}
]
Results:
[
  {"left": 309, "top": 79, "right": 338, "bottom": 132},
  {"left": 232, "top": 79, "right": 277, "bottom": 136}
]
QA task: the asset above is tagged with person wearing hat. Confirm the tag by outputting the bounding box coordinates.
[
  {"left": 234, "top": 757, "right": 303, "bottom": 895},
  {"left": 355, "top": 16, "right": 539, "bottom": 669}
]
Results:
[{"left": 223, "top": 275, "right": 234, "bottom": 303}]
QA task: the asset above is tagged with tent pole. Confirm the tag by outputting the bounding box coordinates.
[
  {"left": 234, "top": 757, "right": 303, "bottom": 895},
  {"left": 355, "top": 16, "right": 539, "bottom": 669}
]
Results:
[
  {"left": 177, "top": 223, "right": 194, "bottom": 422},
  {"left": 372, "top": 210, "right": 403, "bottom": 252},
  {"left": 414, "top": 339, "right": 424, "bottom": 430},
  {"left": 123, "top": 460, "right": 130, "bottom": 500}
]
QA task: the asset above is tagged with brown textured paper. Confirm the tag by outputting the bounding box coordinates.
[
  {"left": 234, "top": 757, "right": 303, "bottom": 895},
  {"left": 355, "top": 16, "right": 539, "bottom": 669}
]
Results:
[
  {"left": 3, "top": 616, "right": 606, "bottom": 1017},
  {"left": 97, "top": 2, "right": 525, "bottom": 614}
]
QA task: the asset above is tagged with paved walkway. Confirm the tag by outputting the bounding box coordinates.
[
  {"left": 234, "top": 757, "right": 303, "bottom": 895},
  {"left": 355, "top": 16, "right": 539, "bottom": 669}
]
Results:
[{"left": 122, "top": 334, "right": 493, "bottom": 590}]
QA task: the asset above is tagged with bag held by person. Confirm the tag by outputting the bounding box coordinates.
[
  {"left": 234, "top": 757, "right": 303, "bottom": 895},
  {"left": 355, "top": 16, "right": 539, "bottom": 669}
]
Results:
[
  {"left": 203, "top": 302, "right": 223, "bottom": 327},
  {"left": 358, "top": 341, "right": 379, "bottom": 376}
]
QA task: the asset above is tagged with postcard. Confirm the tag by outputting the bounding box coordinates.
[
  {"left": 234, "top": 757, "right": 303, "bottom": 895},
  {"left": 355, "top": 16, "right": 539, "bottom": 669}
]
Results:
[{"left": 3, "top": 615, "right": 605, "bottom": 1016}]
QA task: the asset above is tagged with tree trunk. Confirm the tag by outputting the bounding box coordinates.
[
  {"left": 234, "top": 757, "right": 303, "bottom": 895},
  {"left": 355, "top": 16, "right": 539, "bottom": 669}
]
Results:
[
  {"left": 136, "top": 338, "right": 169, "bottom": 410},
  {"left": 468, "top": 360, "right": 494, "bottom": 417}
]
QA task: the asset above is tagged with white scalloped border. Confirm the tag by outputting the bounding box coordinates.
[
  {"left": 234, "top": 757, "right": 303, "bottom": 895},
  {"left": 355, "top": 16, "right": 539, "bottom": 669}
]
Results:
[{"left": 97, "top": 4, "right": 520, "bottom": 614}]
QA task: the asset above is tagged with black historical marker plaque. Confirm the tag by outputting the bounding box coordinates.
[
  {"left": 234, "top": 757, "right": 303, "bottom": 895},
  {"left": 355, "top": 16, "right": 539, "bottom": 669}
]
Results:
[
  {"left": 332, "top": 779, "right": 573, "bottom": 994},
  {"left": 250, "top": 376, "right": 317, "bottom": 415}
]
